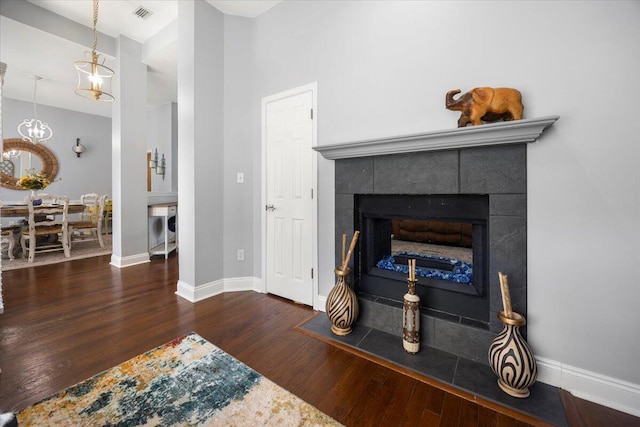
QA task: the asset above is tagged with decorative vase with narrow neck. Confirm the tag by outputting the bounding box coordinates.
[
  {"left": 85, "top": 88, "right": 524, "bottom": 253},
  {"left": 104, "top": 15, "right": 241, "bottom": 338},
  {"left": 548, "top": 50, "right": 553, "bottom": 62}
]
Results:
[
  {"left": 325, "top": 267, "right": 359, "bottom": 336},
  {"left": 488, "top": 311, "right": 537, "bottom": 398},
  {"left": 403, "top": 279, "right": 420, "bottom": 354}
]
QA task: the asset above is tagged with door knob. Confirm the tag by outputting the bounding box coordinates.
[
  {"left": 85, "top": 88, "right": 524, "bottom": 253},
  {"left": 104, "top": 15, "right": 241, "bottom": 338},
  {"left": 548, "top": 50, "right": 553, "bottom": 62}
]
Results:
[{"left": 265, "top": 204, "right": 276, "bottom": 211}]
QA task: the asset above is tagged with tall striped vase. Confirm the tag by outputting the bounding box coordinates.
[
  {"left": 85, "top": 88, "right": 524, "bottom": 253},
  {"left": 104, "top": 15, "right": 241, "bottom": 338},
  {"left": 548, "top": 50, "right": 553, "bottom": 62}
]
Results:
[
  {"left": 403, "top": 279, "right": 420, "bottom": 354},
  {"left": 488, "top": 311, "right": 537, "bottom": 398},
  {"left": 326, "top": 267, "right": 359, "bottom": 336}
]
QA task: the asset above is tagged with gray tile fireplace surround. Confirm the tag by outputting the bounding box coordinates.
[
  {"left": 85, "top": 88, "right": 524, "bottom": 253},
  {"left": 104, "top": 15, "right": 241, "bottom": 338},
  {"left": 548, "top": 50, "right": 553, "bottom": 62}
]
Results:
[{"left": 335, "top": 143, "right": 527, "bottom": 363}]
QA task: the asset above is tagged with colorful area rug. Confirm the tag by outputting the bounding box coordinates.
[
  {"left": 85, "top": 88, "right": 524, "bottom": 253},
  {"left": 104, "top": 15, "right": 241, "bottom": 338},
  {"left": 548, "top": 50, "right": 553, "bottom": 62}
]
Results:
[{"left": 17, "top": 332, "right": 342, "bottom": 426}]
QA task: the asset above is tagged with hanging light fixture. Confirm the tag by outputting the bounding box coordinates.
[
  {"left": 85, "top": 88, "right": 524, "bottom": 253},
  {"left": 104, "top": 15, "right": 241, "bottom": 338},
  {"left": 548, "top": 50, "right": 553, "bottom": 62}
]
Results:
[
  {"left": 156, "top": 153, "right": 166, "bottom": 180},
  {"left": 72, "top": 138, "right": 86, "bottom": 158},
  {"left": 74, "top": 0, "right": 114, "bottom": 102},
  {"left": 148, "top": 148, "right": 166, "bottom": 180},
  {"left": 149, "top": 148, "right": 159, "bottom": 170},
  {"left": 17, "top": 75, "right": 53, "bottom": 144}
]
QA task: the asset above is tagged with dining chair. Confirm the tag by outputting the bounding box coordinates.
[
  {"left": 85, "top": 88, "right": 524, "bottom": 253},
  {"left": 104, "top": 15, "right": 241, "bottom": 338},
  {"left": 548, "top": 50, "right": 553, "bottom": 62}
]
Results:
[
  {"left": 68, "top": 194, "right": 106, "bottom": 248},
  {"left": 1, "top": 224, "right": 22, "bottom": 260},
  {"left": 20, "top": 194, "right": 70, "bottom": 263},
  {"left": 103, "top": 198, "right": 113, "bottom": 234},
  {"left": 79, "top": 193, "right": 100, "bottom": 222}
]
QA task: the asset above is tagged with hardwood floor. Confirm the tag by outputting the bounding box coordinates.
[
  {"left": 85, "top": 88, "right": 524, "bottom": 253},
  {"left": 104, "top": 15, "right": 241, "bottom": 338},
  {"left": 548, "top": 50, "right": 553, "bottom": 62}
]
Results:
[{"left": 1, "top": 254, "right": 638, "bottom": 426}]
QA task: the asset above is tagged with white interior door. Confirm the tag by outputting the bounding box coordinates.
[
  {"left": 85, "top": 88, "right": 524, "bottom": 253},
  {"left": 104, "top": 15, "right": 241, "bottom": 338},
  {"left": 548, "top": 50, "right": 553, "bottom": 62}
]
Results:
[{"left": 264, "top": 88, "right": 315, "bottom": 305}]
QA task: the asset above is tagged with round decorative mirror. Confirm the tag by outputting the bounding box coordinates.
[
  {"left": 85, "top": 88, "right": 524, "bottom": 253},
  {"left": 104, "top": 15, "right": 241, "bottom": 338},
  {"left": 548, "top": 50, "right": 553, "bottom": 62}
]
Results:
[{"left": 1, "top": 138, "right": 59, "bottom": 191}]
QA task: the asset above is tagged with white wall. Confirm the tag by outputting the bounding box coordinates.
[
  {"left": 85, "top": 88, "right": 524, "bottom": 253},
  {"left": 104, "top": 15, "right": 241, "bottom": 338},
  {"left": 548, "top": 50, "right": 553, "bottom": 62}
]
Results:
[
  {"left": 246, "top": 0, "right": 640, "bottom": 413},
  {"left": 1, "top": 98, "right": 111, "bottom": 201}
]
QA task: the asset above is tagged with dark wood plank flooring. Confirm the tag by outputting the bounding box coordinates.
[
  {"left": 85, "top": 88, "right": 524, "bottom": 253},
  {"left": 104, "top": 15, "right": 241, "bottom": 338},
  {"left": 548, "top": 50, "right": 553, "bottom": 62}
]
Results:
[{"left": 1, "top": 254, "right": 638, "bottom": 426}]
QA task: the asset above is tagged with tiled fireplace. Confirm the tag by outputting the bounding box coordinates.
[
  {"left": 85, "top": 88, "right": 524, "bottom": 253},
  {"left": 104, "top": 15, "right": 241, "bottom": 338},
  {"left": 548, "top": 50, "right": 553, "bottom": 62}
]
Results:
[{"left": 316, "top": 117, "right": 558, "bottom": 363}]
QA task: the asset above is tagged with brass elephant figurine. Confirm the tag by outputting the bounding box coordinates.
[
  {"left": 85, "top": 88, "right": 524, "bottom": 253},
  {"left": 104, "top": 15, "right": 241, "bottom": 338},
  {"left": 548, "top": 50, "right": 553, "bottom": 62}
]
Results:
[{"left": 446, "top": 87, "right": 523, "bottom": 127}]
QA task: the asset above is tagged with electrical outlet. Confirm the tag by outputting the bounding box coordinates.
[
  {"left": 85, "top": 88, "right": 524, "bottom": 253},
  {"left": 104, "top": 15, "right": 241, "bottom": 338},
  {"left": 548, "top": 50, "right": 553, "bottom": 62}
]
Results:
[
  {"left": 237, "top": 172, "right": 244, "bottom": 184},
  {"left": 237, "top": 249, "right": 245, "bottom": 261}
]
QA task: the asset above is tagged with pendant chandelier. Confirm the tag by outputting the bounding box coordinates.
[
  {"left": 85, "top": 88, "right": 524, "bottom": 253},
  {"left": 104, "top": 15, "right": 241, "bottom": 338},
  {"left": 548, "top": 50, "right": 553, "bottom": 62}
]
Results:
[
  {"left": 17, "top": 75, "right": 53, "bottom": 144},
  {"left": 74, "top": 0, "right": 114, "bottom": 102}
]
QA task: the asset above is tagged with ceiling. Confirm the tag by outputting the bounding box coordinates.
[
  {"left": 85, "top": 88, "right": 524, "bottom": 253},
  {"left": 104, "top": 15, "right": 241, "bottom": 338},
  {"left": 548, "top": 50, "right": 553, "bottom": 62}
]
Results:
[{"left": 0, "top": 0, "right": 281, "bottom": 118}]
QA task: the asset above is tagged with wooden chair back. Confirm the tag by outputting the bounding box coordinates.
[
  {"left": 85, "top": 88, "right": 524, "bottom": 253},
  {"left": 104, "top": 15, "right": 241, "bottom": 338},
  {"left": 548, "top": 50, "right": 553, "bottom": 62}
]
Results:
[
  {"left": 69, "top": 194, "right": 107, "bottom": 248},
  {"left": 79, "top": 193, "right": 100, "bottom": 223},
  {"left": 21, "top": 194, "right": 70, "bottom": 262},
  {"left": 103, "top": 198, "right": 113, "bottom": 234},
  {"left": 26, "top": 194, "right": 69, "bottom": 234}
]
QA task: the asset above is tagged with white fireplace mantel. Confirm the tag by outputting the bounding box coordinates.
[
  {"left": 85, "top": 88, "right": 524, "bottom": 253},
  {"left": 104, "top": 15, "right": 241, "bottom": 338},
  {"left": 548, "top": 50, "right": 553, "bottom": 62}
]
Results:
[{"left": 313, "top": 116, "right": 559, "bottom": 160}]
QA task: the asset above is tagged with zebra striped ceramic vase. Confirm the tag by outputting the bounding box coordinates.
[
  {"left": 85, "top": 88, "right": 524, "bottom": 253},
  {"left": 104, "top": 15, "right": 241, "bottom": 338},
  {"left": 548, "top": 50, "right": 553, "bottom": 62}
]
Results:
[
  {"left": 488, "top": 311, "right": 537, "bottom": 398},
  {"left": 326, "top": 267, "right": 359, "bottom": 336}
]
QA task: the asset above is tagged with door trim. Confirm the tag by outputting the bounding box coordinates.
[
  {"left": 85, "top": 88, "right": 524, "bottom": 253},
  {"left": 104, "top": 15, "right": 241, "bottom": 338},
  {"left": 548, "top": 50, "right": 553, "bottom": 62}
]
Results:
[{"left": 261, "top": 82, "right": 318, "bottom": 308}]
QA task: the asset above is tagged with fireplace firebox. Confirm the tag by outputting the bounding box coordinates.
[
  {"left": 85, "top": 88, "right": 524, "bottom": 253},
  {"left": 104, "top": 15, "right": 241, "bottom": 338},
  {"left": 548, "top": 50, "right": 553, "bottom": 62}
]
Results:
[{"left": 356, "top": 194, "right": 489, "bottom": 323}]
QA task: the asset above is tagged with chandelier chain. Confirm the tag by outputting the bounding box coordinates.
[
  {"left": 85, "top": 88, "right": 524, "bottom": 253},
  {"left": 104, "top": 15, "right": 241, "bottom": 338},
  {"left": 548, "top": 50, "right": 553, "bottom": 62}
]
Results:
[
  {"left": 92, "top": 0, "right": 99, "bottom": 54},
  {"left": 32, "top": 77, "right": 39, "bottom": 120}
]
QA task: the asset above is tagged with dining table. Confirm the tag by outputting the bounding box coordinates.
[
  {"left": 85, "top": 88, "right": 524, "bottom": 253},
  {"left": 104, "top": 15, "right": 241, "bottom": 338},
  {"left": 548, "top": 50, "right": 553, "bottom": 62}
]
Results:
[{"left": 1, "top": 203, "right": 86, "bottom": 218}]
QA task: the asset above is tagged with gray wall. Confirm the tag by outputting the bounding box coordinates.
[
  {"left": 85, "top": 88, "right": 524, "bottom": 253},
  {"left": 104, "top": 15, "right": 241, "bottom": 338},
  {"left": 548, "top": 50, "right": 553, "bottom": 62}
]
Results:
[
  {"left": 223, "top": 16, "right": 256, "bottom": 278},
  {"left": 147, "top": 103, "right": 175, "bottom": 193},
  {"left": 177, "top": 0, "right": 225, "bottom": 287},
  {"left": 1, "top": 97, "right": 111, "bottom": 201},
  {"left": 245, "top": 1, "right": 640, "bottom": 390},
  {"left": 147, "top": 103, "right": 177, "bottom": 249}
]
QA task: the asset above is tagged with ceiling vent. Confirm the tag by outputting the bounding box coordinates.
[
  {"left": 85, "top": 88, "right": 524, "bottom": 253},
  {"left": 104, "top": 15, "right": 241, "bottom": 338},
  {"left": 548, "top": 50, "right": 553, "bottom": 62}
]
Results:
[{"left": 132, "top": 6, "right": 153, "bottom": 20}]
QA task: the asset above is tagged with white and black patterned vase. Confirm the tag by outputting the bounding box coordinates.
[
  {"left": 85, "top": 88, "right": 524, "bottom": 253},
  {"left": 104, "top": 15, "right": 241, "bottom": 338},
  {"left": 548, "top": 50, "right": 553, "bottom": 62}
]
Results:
[
  {"left": 326, "top": 267, "right": 359, "bottom": 336},
  {"left": 488, "top": 311, "right": 537, "bottom": 398}
]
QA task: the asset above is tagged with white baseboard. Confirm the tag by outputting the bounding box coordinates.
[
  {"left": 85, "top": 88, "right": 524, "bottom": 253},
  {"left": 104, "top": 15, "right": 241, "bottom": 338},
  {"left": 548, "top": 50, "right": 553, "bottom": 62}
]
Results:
[
  {"left": 536, "top": 356, "right": 640, "bottom": 417},
  {"left": 314, "top": 294, "right": 327, "bottom": 312},
  {"left": 224, "top": 277, "right": 263, "bottom": 294},
  {"left": 110, "top": 252, "right": 150, "bottom": 268},
  {"left": 175, "top": 279, "right": 224, "bottom": 302},
  {"left": 175, "top": 276, "right": 261, "bottom": 302}
]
